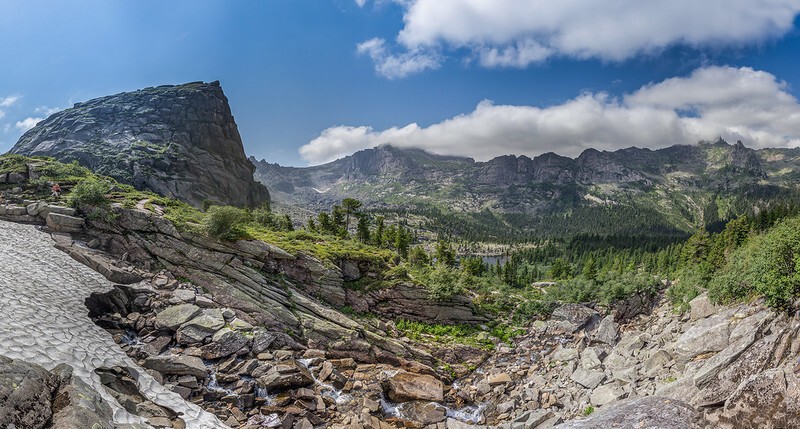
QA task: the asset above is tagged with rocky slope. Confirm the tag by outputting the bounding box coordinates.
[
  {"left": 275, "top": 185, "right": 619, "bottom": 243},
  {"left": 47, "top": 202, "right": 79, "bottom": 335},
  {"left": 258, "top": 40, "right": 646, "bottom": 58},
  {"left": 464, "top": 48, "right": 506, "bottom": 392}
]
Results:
[
  {"left": 10, "top": 81, "right": 269, "bottom": 208},
  {"left": 254, "top": 140, "right": 800, "bottom": 238}
]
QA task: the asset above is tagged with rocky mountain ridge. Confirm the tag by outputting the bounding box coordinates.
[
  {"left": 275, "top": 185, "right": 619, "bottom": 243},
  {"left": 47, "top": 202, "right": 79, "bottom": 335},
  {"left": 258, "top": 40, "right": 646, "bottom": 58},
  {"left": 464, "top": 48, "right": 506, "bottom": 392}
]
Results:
[
  {"left": 254, "top": 140, "right": 800, "bottom": 238},
  {"left": 11, "top": 81, "right": 270, "bottom": 208}
]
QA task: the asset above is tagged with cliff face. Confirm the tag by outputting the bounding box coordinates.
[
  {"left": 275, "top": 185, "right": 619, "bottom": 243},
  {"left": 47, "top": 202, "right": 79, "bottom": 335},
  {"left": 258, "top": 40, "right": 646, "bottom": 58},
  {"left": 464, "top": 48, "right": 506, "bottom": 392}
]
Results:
[{"left": 11, "top": 81, "right": 269, "bottom": 208}]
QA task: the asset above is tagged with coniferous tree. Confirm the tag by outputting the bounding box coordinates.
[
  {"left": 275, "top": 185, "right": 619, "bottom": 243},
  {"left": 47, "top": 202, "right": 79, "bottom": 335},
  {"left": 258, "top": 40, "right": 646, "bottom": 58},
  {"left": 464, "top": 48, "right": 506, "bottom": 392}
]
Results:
[{"left": 356, "top": 214, "right": 371, "bottom": 243}]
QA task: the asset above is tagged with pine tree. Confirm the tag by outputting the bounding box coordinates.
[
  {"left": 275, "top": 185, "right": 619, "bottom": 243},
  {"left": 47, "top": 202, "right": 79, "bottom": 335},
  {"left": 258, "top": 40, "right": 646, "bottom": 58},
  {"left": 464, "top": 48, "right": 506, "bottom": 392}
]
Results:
[{"left": 356, "top": 214, "right": 371, "bottom": 243}]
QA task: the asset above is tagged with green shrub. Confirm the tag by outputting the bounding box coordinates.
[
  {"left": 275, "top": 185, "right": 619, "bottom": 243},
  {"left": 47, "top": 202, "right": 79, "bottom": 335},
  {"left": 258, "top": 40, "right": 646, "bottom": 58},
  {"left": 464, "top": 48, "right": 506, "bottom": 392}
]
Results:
[
  {"left": 426, "top": 265, "right": 464, "bottom": 300},
  {"left": 68, "top": 178, "right": 112, "bottom": 212},
  {"left": 708, "top": 217, "right": 800, "bottom": 310},
  {"left": 203, "top": 206, "right": 251, "bottom": 241},
  {"left": 253, "top": 207, "right": 278, "bottom": 229}
]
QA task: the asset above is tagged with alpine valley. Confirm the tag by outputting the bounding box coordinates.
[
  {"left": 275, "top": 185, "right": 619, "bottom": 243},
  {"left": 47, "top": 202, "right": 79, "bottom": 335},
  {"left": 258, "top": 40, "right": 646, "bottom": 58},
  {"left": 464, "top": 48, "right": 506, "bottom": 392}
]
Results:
[{"left": 2, "top": 81, "right": 800, "bottom": 429}]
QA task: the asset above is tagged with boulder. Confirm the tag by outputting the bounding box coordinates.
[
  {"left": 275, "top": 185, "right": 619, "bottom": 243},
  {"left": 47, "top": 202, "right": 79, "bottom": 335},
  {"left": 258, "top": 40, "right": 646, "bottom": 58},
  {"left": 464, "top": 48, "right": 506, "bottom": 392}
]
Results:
[
  {"left": 0, "top": 356, "right": 59, "bottom": 429},
  {"left": 257, "top": 360, "right": 314, "bottom": 390},
  {"left": 675, "top": 314, "right": 731, "bottom": 360},
  {"left": 394, "top": 401, "right": 447, "bottom": 426},
  {"left": 45, "top": 213, "right": 85, "bottom": 233},
  {"left": 49, "top": 364, "right": 114, "bottom": 429},
  {"left": 590, "top": 383, "right": 626, "bottom": 406},
  {"left": 693, "top": 329, "right": 757, "bottom": 387},
  {"left": 252, "top": 331, "right": 278, "bottom": 354},
  {"left": 590, "top": 315, "right": 618, "bottom": 345},
  {"left": 689, "top": 293, "right": 716, "bottom": 320},
  {"left": 201, "top": 328, "right": 251, "bottom": 360},
  {"left": 553, "top": 347, "right": 579, "bottom": 362},
  {"left": 555, "top": 397, "right": 697, "bottom": 428},
  {"left": 26, "top": 202, "right": 48, "bottom": 216},
  {"left": 716, "top": 367, "right": 800, "bottom": 428},
  {"left": 384, "top": 370, "right": 444, "bottom": 403},
  {"left": 487, "top": 372, "right": 512, "bottom": 386},
  {"left": 175, "top": 309, "right": 225, "bottom": 345},
  {"left": 571, "top": 368, "right": 605, "bottom": 389},
  {"left": 643, "top": 350, "right": 672, "bottom": 378},
  {"left": 143, "top": 355, "right": 208, "bottom": 378},
  {"left": 551, "top": 304, "right": 600, "bottom": 332},
  {"left": 154, "top": 304, "right": 202, "bottom": 330}
]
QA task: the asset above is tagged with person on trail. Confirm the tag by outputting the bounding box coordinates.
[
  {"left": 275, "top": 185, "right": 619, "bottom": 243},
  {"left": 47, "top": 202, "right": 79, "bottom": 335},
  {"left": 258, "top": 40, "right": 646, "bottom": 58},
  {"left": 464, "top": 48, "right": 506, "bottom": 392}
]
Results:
[{"left": 51, "top": 183, "right": 61, "bottom": 197}]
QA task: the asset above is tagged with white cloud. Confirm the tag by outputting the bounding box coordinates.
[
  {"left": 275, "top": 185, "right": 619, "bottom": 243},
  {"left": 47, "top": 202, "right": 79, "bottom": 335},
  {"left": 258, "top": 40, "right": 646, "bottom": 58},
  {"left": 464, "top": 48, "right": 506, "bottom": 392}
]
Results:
[
  {"left": 360, "top": 0, "right": 800, "bottom": 77},
  {"left": 15, "top": 117, "right": 43, "bottom": 132},
  {"left": 300, "top": 66, "right": 800, "bottom": 164},
  {"left": 356, "top": 37, "right": 441, "bottom": 79},
  {"left": 355, "top": 0, "right": 367, "bottom": 6},
  {"left": 34, "top": 106, "right": 61, "bottom": 116},
  {"left": 0, "top": 95, "right": 19, "bottom": 108}
]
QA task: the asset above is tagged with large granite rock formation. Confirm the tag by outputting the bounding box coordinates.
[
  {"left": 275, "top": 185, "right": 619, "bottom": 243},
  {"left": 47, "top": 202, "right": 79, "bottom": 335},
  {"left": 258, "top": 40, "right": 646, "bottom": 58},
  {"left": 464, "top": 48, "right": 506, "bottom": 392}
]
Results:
[{"left": 11, "top": 81, "right": 269, "bottom": 208}]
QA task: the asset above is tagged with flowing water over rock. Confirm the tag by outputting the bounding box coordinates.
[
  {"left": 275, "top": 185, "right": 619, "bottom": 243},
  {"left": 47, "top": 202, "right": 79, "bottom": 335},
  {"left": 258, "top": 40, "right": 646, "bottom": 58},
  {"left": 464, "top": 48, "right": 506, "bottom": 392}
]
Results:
[{"left": 0, "top": 220, "right": 227, "bottom": 428}]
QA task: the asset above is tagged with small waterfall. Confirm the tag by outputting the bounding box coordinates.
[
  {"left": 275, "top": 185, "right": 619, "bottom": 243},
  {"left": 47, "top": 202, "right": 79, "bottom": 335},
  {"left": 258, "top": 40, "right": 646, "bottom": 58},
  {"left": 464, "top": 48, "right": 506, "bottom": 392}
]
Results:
[
  {"left": 379, "top": 393, "right": 405, "bottom": 419},
  {"left": 120, "top": 329, "right": 142, "bottom": 346},
  {"left": 445, "top": 404, "right": 486, "bottom": 424},
  {"left": 246, "top": 413, "right": 281, "bottom": 427},
  {"left": 206, "top": 365, "right": 235, "bottom": 396},
  {"left": 296, "top": 358, "right": 352, "bottom": 405}
]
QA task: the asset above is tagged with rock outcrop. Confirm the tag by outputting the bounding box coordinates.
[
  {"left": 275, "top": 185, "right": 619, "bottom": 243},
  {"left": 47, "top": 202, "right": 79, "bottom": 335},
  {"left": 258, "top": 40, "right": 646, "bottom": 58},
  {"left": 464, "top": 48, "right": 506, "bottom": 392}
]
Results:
[{"left": 11, "top": 81, "right": 269, "bottom": 208}]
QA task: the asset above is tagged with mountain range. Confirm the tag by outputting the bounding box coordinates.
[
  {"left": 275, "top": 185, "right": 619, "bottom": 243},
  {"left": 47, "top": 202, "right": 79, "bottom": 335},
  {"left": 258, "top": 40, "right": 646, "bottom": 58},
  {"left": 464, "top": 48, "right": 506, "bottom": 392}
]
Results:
[{"left": 253, "top": 140, "right": 800, "bottom": 240}]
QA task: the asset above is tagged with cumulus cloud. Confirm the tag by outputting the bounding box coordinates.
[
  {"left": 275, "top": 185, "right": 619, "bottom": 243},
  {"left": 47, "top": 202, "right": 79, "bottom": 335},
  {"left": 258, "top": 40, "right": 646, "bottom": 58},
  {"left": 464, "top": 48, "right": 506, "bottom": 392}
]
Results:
[
  {"left": 354, "top": 0, "right": 367, "bottom": 6},
  {"left": 0, "top": 94, "right": 21, "bottom": 120},
  {"left": 0, "top": 95, "right": 19, "bottom": 108},
  {"left": 15, "top": 117, "right": 43, "bottom": 132},
  {"left": 299, "top": 66, "right": 800, "bottom": 164},
  {"left": 360, "top": 0, "right": 800, "bottom": 76},
  {"left": 356, "top": 37, "right": 441, "bottom": 79}
]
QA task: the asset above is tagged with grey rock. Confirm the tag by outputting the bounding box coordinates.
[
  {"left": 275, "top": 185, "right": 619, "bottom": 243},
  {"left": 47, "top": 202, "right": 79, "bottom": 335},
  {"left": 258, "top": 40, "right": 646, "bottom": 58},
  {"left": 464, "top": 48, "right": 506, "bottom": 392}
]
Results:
[
  {"left": 693, "top": 329, "right": 757, "bottom": 387},
  {"left": 26, "top": 201, "right": 48, "bottom": 216},
  {"left": 50, "top": 364, "right": 114, "bottom": 429},
  {"left": 580, "top": 347, "right": 603, "bottom": 370},
  {"left": 0, "top": 355, "right": 59, "bottom": 429},
  {"left": 716, "top": 367, "right": 800, "bottom": 427},
  {"left": 552, "top": 347, "right": 579, "bottom": 362},
  {"left": 201, "top": 328, "right": 251, "bottom": 360},
  {"left": 689, "top": 293, "right": 716, "bottom": 321},
  {"left": 675, "top": 315, "right": 730, "bottom": 360},
  {"left": 252, "top": 330, "right": 278, "bottom": 354},
  {"left": 551, "top": 304, "right": 600, "bottom": 332},
  {"left": 175, "top": 309, "right": 225, "bottom": 345},
  {"left": 154, "top": 304, "right": 202, "bottom": 330},
  {"left": 46, "top": 213, "right": 85, "bottom": 233},
  {"left": 643, "top": 350, "right": 672, "bottom": 377},
  {"left": 590, "top": 383, "right": 626, "bottom": 406},
  {"left": 614, "top": 331, "right": 649, "bottom": 357},
  {"left": 590, "top": 315, "right": 618, "bottom": 345},
  {"left": 143, "top": 355, "right": 208, "bottom": 378},
  {"left": 571, "top": 367, "right": 606, "bottom": 389},
  {"left": 555, "top": 396, "right": 697, "bottom": 428}
]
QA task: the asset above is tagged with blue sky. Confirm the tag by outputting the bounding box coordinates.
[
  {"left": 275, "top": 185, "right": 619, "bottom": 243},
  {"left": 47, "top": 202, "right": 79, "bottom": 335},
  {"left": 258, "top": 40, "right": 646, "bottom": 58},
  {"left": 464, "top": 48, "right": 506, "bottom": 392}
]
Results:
[{"left": 1, "top": 1, "right": 800, "bottom": 166}]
